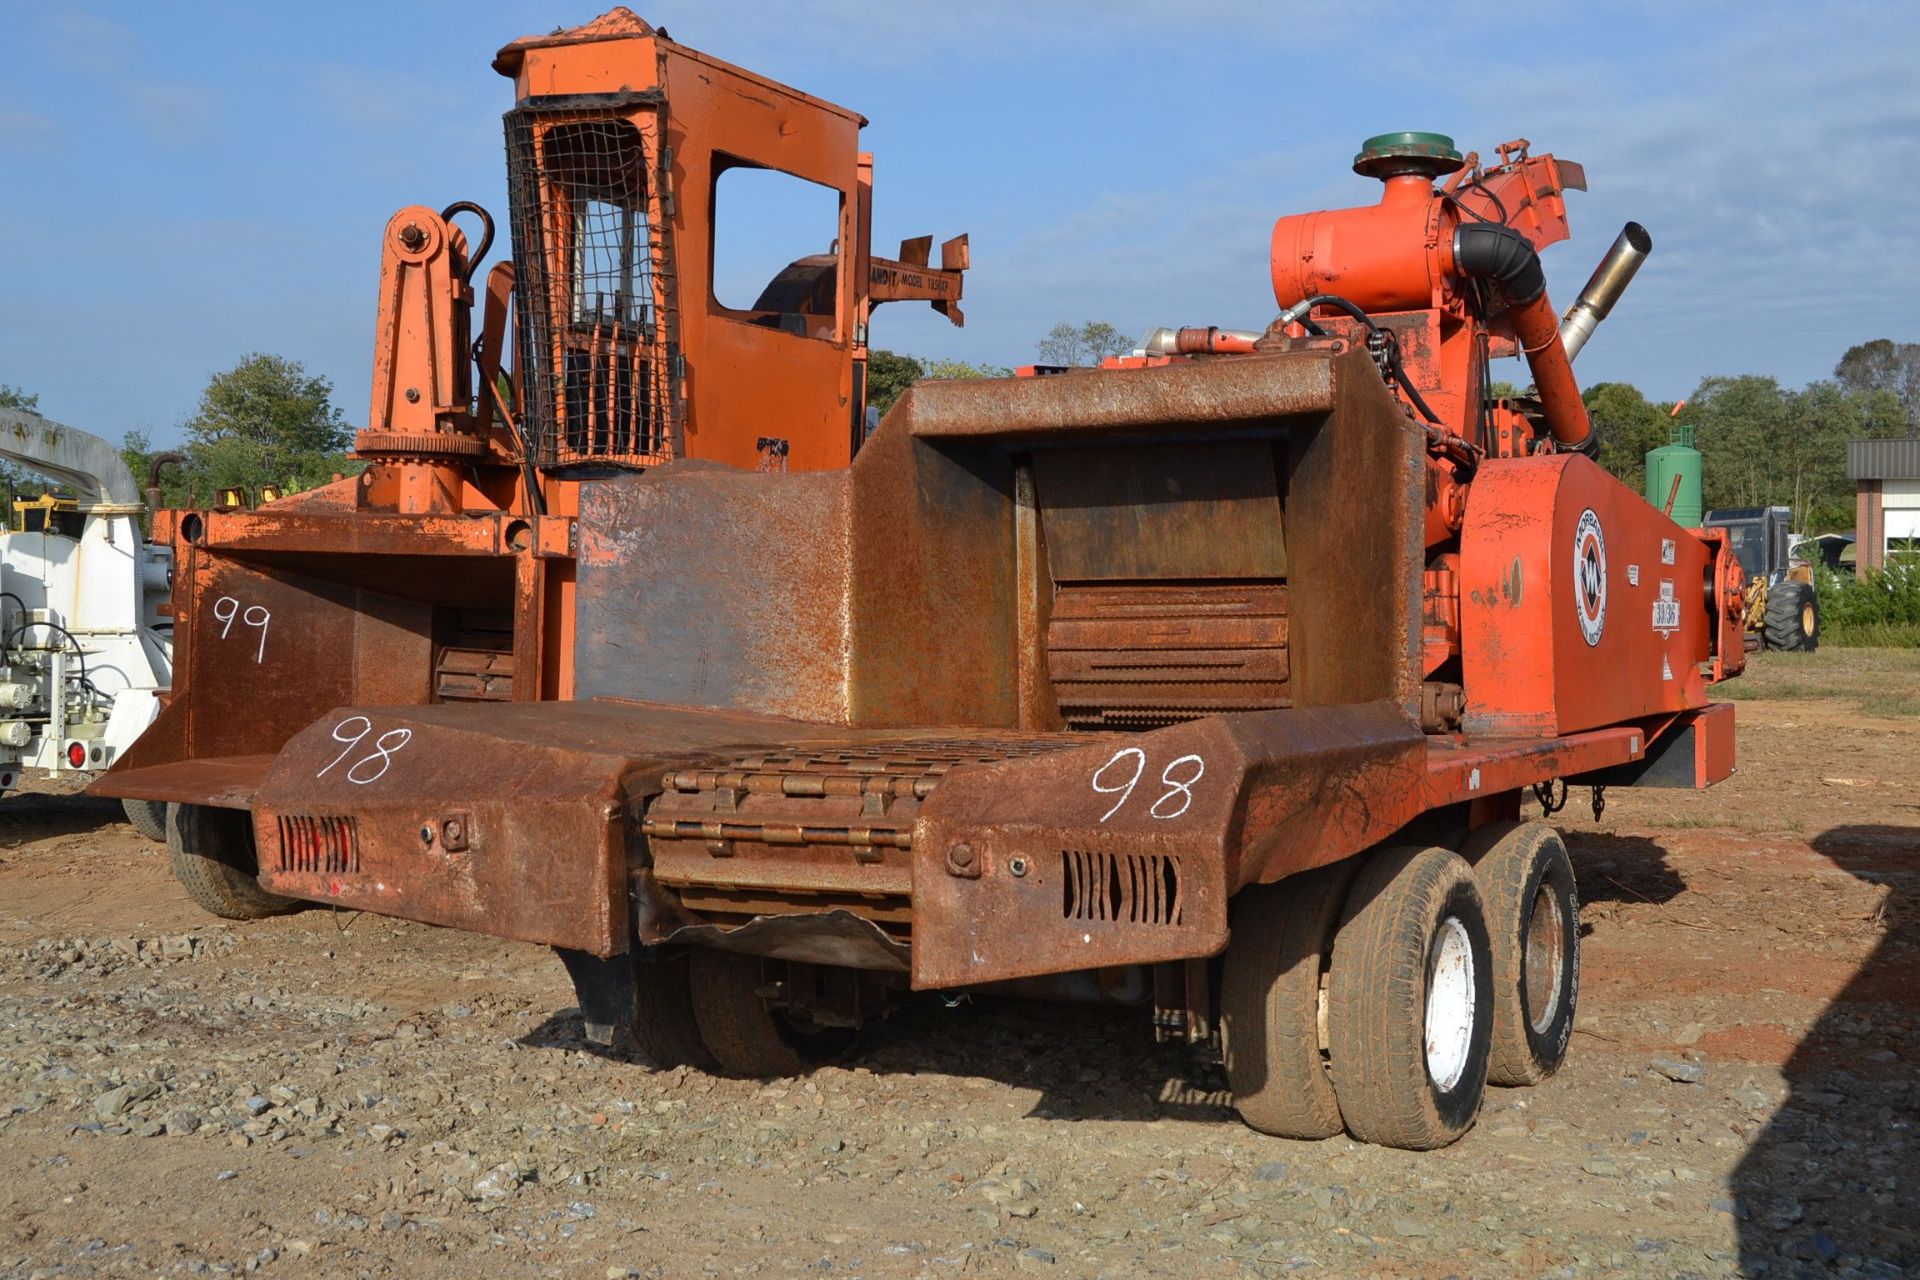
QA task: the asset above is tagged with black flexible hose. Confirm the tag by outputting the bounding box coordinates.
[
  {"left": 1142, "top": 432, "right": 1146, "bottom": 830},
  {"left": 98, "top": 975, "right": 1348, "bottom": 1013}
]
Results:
[
  {"left": 1380, "top": 337, "right": 1445, "bottom": 426},
  {"left": 1287, "top": 293, "right": 1377, "bottom": 332},
  {"left": 6, "top": 618, "right": 94, "bottom": 702},
  {"left": 1441, "top": 175, "right": 1510, "bottom": 227},
  {"left": 440, "top": 201, "right": 495, "bottom": 284},
  {"left": 1452, "top": 223, "right": 1545, "bottom": 303},
  {"left": 1452, "top": 223, "right": 1602, "bottom": 456},
  {"left": 1283, "top": 294, "right": 1444, "bottom": 424}
]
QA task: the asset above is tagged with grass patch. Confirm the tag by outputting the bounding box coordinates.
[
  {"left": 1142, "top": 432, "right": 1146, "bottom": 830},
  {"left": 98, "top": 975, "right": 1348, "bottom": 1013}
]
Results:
[
  {"left": 1860, "top": 692, "right": 1920, "bottom": 718},
  {"left": 1826, "top": 622, "right": 1920, "bottom": 649},
  {"left": 1722, "top": 646, "right": 1920, "bottom": 718}
]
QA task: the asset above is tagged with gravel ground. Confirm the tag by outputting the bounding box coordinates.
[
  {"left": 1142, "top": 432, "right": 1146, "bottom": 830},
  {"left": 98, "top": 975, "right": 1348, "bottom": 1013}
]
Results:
[{"left": 0, "top": 673, "right": 1914, "bottom": 1279}]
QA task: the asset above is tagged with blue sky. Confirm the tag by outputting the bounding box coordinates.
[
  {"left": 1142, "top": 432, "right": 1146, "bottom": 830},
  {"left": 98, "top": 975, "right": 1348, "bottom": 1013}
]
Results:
[{"left": 4, "top": 1, "right": 1916, "bottom": 447}]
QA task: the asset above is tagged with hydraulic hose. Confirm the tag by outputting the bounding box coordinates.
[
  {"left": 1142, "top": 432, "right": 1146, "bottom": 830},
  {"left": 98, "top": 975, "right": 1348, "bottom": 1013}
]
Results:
[
  {"left": 1452, "top": 224, "right": 1598, "bottom": 455},
  {"left": 1278, "top": 292, "right": 1374, "bottom": 335},
  {"left": 7, "top": 618, "right": 95, "bottom": 700},
  {"left": 1277, "top": 294, "right": 1444, "bottom": 425}
]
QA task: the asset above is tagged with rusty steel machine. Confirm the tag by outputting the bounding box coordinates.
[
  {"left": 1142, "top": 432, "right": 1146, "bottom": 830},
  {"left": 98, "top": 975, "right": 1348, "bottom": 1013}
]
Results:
[{"left": 99, "top": 16, "right": 1748, "bottom": 1150}]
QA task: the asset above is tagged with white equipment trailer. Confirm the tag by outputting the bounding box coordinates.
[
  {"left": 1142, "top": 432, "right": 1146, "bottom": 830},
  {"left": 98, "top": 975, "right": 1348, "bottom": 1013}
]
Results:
[{"left": 0, "top": 407, "right": 173, "bottom": 836}]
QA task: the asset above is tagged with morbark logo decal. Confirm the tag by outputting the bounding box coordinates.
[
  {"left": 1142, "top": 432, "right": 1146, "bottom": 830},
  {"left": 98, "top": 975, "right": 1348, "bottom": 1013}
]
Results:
[{"left": 1574, "top": 508, "right": 1607, "bottom": 646}]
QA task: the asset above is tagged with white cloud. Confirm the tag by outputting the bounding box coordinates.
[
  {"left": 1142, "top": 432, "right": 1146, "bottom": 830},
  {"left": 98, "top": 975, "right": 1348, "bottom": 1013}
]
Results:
[
  {"left": 873, "top": 1, "right": 1920, "bottom": 392},
  {"left": 629, "top": 0, "right": 1390, "bottom": 72},
  {"left": 32, "top": 10, "right": 225, "bottom": 147},
  {"left": 41, "top": 8, "right": 135, "bottom": 76},
  {"left": 0, "top": 104, "right": 57, "bottom": 150},
  {"left": 14, "top": 0, "right": 1920, "bottom": 423},
  {"left": 309, "top": 63, "right": 472, "bottom": 133},
  {"left": 122, "top": 80, "right": 223, "bottom": 146}
]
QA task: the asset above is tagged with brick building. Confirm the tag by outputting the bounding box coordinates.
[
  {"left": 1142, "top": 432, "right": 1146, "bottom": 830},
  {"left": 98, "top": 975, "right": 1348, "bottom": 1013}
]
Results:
[{"left": 1850, "top": 437, "right": 1920, "bottom": 571}]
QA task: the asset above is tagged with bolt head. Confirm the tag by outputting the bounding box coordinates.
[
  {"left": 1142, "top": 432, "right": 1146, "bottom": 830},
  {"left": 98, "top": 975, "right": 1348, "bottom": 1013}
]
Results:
[
  {"left": 948, "top": 842, "right": 975, "bottom": 869},
  {"left": 399, "top": 223, "right": 427, "bottom": 251}
]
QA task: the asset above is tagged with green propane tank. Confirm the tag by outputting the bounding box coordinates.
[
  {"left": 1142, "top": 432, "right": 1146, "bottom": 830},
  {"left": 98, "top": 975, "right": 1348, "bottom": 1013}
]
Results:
[{"left": 1645, "top": 423, "right": 1702, "bottom": 527}]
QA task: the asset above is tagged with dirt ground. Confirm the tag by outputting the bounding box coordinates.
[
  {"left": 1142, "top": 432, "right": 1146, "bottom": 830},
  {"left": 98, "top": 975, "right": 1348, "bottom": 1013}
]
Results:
[{"left": 1, "top": 650, "right": 1915, "bottom": 1280}]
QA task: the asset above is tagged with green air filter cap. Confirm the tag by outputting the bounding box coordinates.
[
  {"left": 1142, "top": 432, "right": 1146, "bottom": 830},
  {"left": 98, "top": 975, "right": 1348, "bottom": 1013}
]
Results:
[{"left": 1354, "top": 131, "right": 1466, "bottom": 180}]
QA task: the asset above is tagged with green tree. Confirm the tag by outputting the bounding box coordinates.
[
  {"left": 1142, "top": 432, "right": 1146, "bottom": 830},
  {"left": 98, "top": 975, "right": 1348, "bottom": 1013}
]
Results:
[
  {"left": 921, "top": 359, "right": 1012, "bottom": 381},
  {"left": 1689, "top": 374, "right": 1903, "bottom": 531},
  {"left": 181, "top": 353, "right": 357, "bottom": 500},
  {"left": 1584, "top": 381, "right": 1676, "bottom": 496},
  {"left": 1037, "top": 321, "right": 1137, "bottom": 367},
  {"left": 866, "top": 349, "right": 924, "bottom": 419},
  {"left": 1834, "top": 339, "right": 1920, "bottom": 430},
  {"left": 119, "top": 427, "right": 152, "bottom": 487},
  {"left": 865, "top": 350, "right": 1010, "bottom": 429}
]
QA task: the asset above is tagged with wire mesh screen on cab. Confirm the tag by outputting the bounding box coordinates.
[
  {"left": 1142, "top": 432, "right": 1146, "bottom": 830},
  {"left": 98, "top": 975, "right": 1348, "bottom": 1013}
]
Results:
[{"left": 504, "top": 107, "right": 677, "bottom": 469}]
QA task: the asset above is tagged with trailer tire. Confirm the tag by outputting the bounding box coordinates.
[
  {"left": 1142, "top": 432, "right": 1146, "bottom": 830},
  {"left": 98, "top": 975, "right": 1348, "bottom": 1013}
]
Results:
[
  {"left": 630, "top": 948, "right": 718, "bottom": 1071},
  {"left": 1220, "top": 860, "right": 1356, "bottom": 1138},
  {"left": 687, "top": 949, "right": 856, "bottom": 1078},
  {"left": 1326, "top": 845, "right": 1492, "bottom": 1150},
  {"left": 167, "top": 803, "right": 298, "bottom": 920},
  {"left": 1460, "top": 822, "right": 1579, "bottom": 1086},
  {"left": 122, "top": 798, "right": 169, "bottom": 843},
  {"left": 1764, "top": 580, "right": 1818, "bottom": 652}
]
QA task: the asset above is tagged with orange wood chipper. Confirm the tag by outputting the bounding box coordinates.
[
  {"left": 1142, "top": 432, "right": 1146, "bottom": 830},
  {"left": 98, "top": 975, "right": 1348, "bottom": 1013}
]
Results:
[{"left": 98, "top": 11, "right": 1748, "bottom": 1149}]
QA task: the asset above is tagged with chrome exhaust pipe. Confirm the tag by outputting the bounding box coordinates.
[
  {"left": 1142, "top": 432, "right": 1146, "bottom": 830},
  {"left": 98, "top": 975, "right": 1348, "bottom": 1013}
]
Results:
[{"left": 1559, "top": 221, "right": 1651, "bottom": 361}]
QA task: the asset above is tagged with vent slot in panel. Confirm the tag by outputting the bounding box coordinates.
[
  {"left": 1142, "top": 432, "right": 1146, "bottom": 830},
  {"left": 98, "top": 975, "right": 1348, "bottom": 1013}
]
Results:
[
  {"left": 1061, "top": 848, "right": 1182, "bottom": 926},
  {"left": 276, "top": 815, "right": 360, "bottom": 875}
]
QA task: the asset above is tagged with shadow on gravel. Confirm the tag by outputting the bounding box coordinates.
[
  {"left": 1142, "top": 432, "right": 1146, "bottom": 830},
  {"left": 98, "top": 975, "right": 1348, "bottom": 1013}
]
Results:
[
  {"left": 0, "top": 790, "right": 126, "bottom": 846},
  {"left": 1733, "top": 824, "right": 1918, "bottom": 1277},
  {"left": 524, "top": 992, "right": 1229, "bottom": 1123},
  {"left": 864, "top": 994, "right": 1230, "bottom": 1122},
  {"left": 1563, "top": 830, "right": 1687, "bottom": 907},
  {"left": 521, "top": 1009, "right": 651, "bottom": 1061}
]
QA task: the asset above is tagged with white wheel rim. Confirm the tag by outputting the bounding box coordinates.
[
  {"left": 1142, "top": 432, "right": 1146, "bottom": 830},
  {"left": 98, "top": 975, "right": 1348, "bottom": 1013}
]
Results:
[
  {"left": 1525, "top": 882, "right": 1568, "bottom": 1034},
  {"left": 1425, "top": 915, "right": 1475, "bottom": 1091}
]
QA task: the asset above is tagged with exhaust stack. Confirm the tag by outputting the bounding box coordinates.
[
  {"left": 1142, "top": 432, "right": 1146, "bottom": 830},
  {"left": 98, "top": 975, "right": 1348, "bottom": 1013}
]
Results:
[{"left": 1559, "top": 221, "right": 1651, "bottom": 361}]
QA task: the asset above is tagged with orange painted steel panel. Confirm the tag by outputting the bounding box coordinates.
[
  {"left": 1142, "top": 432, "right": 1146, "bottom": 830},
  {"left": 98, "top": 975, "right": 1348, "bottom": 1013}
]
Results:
[
  {"left": 1423, "top": 724, "right": 1648, "bottom": 809},
  {"left": 1460, "top": 453, "right": 1716, "bottom": 736},
  {"left": 1690, "top": 700, "right": 1736, "bottom": 786}
]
